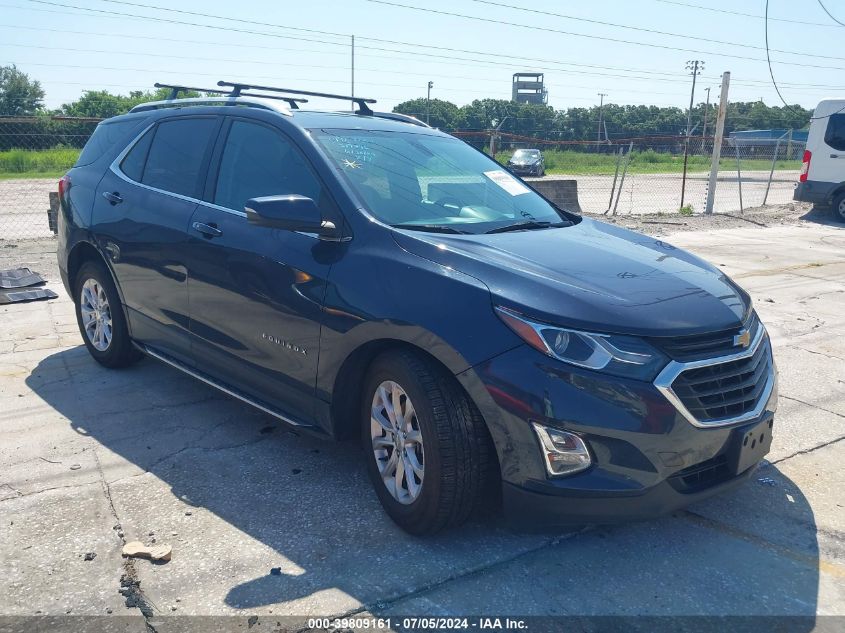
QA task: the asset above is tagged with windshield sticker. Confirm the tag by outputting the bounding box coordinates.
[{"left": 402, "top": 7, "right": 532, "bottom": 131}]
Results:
[
  {"left": 342, "top": 159, "right": 362, "bottom": 169},
  {"left": 484, "top": 170, "right": 530, "bottom": 196}
]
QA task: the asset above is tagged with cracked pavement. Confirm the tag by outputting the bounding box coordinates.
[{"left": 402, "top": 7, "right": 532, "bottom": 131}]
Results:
[{"left": 1, "top": 218, "right": 844, "bottom": 628}]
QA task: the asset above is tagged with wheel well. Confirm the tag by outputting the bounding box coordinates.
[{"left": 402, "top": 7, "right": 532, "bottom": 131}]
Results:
[
  {"left": 67, "top": 241, "right": 107, "bottom": 292},
  {"left": 330, "top": 339, "right": 486, "bottom": 443}
]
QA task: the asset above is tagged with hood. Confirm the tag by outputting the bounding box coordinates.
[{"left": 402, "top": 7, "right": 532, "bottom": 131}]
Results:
[
  {"left": 508, "top": 157, "right": 539, "bottom": 165},
  {"left": 392, "top": 218, "right": 749, "bottom": 337}
]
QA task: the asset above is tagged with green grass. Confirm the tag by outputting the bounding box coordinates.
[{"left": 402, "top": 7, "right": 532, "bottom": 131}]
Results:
[
  {"left": 496, "top": 148, "right": 801, "bottom": 176},
  {"left": 0, "top": 147, "right": 802, "bottom": 180},
  {"left": 0, "top": 147, "right": 80, "bottom": 178}
]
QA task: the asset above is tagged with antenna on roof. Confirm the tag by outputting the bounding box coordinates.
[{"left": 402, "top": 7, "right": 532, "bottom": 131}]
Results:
[{"left": 218, "top": 80, "right": 376, "bottom": 115}]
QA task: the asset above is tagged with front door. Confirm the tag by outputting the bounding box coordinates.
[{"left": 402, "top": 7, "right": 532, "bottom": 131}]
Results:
[
  {"left": 92, "top": 116, "right": 220, "bottom": 363},
  {"left": 185, "top": 118, "right": 340, "bottom": 423}
]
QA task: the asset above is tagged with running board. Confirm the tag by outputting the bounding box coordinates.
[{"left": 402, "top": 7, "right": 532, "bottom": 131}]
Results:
[{"left": 134, "top": 343, "right": 315, "bottom": 429}]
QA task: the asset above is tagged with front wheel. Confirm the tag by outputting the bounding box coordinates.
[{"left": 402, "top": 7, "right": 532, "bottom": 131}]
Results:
[
  {"left": 362, "top": 350, "right": 496, "bottom": 535},
  {"left": 74, "top": 260, "right": 141, "bottom": 368}
]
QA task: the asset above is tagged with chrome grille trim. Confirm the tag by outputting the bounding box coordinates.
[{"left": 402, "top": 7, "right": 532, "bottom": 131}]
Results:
[{"left": 653, "top": 323, "right": 776, "bottom": 428}]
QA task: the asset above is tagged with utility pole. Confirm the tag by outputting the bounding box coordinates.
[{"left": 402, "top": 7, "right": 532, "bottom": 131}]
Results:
[
  {"left": 680, "top": 60, "right": 703, "bottom": 210},
  {"left": 426, "top": 81, "right": 433, "bottom": 125},
  {"left": 702, "top": 86, "right": 711, "bottom": 139},
  {"left": 350, "top": 35, "right": 355, "bottom": 112},
  {"left": 704, "top": 71, "right": 731, "bottom": 215},
  {"left": 596, "top": 93, "right": 607, "bottom": 150},
  {"left": 490, "top": 116, "right": 510, "bottom": 158}
]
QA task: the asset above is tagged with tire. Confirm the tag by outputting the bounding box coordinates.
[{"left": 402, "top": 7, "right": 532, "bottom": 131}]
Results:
[
  {"left": 834, "top": 191, "right": 845, "bottom": 223},
  {"left": 361, "top": 349, "right": 496, "bottom": 535},
  {"left": 74, "top": 260, "right": 141, "bottom": 368}
]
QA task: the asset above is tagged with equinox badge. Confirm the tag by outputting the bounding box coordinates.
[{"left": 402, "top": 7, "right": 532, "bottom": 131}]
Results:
[{"left": 262, "top": 333, "right": 307, "bottom": 355}]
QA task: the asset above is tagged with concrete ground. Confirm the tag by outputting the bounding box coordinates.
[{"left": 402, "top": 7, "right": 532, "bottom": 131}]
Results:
[
  {"left": 0, "top": 169, "right": 800, "bottom": 239},
  {"left": 0, "top": 215, "right": 843, "bottom": 630}
]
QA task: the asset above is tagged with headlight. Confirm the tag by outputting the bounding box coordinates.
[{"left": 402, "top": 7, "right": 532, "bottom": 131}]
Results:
[{"left": 495, "top": 306, "right": 668, "bottom": 380}]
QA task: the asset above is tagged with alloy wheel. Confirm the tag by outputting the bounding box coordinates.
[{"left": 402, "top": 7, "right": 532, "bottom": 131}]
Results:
[
  {"left": 80, "top": 278, "right": 113, "bottom": 352},
  {"left": 370, "top": 380, "right": 425, "bottom": 504}
]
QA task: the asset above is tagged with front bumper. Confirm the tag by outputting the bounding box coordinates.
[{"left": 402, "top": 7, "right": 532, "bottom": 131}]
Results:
[
  {"left": 458, "top": 343, "right": 777, "bottom": 526},
  {"left": 502, "top": 458, "right": 759, "bottom": 526},
  {"left": 508, "top": 164, "right": 541, "bottom": 176}
]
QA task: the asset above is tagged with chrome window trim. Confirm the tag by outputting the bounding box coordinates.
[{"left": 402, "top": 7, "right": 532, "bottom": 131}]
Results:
[{"left": 653, "top": 324, "right": 775, "bottom": 428}]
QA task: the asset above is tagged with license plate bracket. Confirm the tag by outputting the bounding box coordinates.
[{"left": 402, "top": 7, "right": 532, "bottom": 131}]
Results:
[{"left": 729, "top": 418, "right": 774, "bottom": 475}]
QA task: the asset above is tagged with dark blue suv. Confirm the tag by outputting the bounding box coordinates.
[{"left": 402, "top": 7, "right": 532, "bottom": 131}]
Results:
[{"left": 57, "top": 84, "right": 777, "bottom": 535}]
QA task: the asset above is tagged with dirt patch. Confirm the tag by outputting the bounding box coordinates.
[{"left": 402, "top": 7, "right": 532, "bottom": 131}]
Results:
[{"left": 591, "top": 202, "right": 838, "bottom": 236}]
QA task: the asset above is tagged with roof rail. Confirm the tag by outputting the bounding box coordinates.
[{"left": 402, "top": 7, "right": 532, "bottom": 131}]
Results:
[
  {"left": 218, "top": 80, "right": 376, "bottom": 115},
  {"left": 369, "top": 111, "right": 431, "bottom": 128},
  {"left": 153, "top": 82, "right": 308, "bottom": 109}
]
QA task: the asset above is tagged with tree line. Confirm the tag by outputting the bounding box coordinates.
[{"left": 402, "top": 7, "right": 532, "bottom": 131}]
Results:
[
  {"left": 393, "top": 97, "right": 812, "bottom": 141},
  {"left": 0, "top": 64, "right": 814, "bottom": 149}
]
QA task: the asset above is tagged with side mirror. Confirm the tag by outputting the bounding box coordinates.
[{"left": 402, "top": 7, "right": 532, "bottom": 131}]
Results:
[{"left": 245, "top": 195, "right": 339, "bottom": 238}]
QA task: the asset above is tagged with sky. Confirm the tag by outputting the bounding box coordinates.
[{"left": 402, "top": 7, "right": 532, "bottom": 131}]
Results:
[{"left": 1, "top": 0, "right": 844, "bottom": 115}]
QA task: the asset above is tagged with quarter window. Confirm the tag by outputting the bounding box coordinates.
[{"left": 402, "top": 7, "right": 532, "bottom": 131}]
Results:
[
  {"left": 141, "top": 118, "right": 217, "bottom": 197},
  {"left": 119, "top": 127, "right": 153, "bottom": 182},
  {"left": 213, "top": 120, "right": 323, "bottom": 213},
  {"left": 824, "top": 113, "right": 845, "bottom": 151}
]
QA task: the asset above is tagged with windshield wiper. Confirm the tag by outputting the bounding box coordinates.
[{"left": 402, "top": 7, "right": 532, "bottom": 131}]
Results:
[
  {"left": 391, "top": 224, "right": 469, "bottom": 234},
  {"left": 484, "top": 220, "right": 567, "bottom": 234}
]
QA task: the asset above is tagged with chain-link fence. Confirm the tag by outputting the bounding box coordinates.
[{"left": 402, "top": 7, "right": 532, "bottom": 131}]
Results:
[
  {"left": 474, "top": 132, "right": 805, "bottom": 216},
  {"left": 0, "top": 118, "right": 805, "bottom": 241},
  {"left": 0, "top": 116, "right": 100, "bottom": 241}
]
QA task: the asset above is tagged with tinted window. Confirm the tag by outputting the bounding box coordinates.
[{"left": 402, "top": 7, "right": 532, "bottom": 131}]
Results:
[
  {"left": 76, "top": 118, "right": 146, "bottom": 167},
  {"left": 142, "top": 118, "right": 216, "bottom": 197},
  {"left": 824, "top": 113, "right": 845, "bottom": 151},
  {"left": 119, "top": 127, "right": 153, "bottom": 182},
  {"left": 214, "top": 120, "right": 322, "bottom": 212}
]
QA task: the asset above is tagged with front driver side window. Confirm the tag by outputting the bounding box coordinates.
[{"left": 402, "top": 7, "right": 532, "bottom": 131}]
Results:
[{"left": 214, "top": 120, "right": 323, "bottom": 213}]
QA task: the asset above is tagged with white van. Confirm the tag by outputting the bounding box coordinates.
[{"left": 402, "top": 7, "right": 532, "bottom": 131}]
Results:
[{"left": 793, "top": 98, "right": 845, "bottom": 220}]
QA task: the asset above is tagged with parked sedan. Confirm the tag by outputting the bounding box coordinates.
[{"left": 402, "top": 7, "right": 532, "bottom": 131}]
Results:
[{"left": 507, "top": 148, "right": 545, "bottom": 177}]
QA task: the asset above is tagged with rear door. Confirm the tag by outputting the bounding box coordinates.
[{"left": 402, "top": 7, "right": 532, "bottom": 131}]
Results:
[
  {"left": 184, "top": 116, "right": 340, "bottom": 423},
  {"left": 818, "top": 112, "right": 845, "bottom": 183},
  {"left": 92, "top": 115, "right": 220, "bottom": 363}
]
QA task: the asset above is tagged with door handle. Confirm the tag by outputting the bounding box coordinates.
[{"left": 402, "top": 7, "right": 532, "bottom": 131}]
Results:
[
  {"left": 832, "top": 154, "right": 841, "bottom": 158},
  {"left": 102, "top": 191, "right": 123, "bottom": 205},
  {"left": 192, "top": 221, "right": 223, "bottom": 238}
]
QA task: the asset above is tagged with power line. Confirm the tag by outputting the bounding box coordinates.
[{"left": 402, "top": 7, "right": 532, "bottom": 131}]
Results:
[
  {"left": 654, "top": 0, "right": 838, "bottom": 27},
  {"left": 465, "top": 0, "right": 835, "bottom": 60},
  {"left": 365, "top": 0, "right": 845, "bottom": 67},
  {"left": 13, "top": 0, "right": 845, "bottom": 73},
  {"left": 817, "top": 0, "right": 845, "bottom": 26}
]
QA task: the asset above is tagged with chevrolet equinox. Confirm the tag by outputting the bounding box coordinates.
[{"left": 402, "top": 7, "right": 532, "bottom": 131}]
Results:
[{"left": 57, "top": 83, "right": 777, "bottom": 535}]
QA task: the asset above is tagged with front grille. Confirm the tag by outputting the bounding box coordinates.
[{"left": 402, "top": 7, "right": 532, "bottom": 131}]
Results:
[
  {"left": 650, "top": 311, "right": 759, "bottom": 361},
  {"left": 668, "top": 454, "right": 731, "bottom": 493},
  {"left": 670, "top": 336, "right": 771, "bottom": 423}
]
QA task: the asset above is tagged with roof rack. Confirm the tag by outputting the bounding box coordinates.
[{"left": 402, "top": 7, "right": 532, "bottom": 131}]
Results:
[
  {"left": 153, "top": 83, "right": 308, "bottom": 109},
  {"left": 218, "top": 80, "right": 376, "bottom": 115}
]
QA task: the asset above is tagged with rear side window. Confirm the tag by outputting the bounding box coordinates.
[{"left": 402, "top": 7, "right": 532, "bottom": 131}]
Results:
[
  {"left": 75, "top": 118, "right": 145, "bottom": 167},
  {"left": 213, "top": 120, "right": 322, "bottom": 212},
  {"left": 141, "top": 118, "right": 217, "bottom": 198},
  {"left": 824, "top": 113, "right": 845, "bottom": 151}
]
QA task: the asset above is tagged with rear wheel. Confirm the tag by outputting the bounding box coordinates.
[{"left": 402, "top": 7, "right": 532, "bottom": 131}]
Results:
[
  {"left": 362, "top": 349, "right": 495, "bottom": 535},
  {"left": 834, "top": 191, "right": 845, "bottom": 222},
  {"left": 74, "top": 260, "right": 140, "bottom": 368}
]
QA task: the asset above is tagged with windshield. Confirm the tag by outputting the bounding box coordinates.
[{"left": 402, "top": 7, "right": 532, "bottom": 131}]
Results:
[
  {"left": 312, "top": 129, "right": 570, "bottom": 234},
  {"left": 512, "top": 149, "right": 540, "bottom": 160}
]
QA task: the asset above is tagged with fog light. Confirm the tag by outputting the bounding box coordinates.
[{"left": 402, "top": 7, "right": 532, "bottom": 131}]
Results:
[{"left": 531, "top": 422, "right": 592, "bottom": 476}]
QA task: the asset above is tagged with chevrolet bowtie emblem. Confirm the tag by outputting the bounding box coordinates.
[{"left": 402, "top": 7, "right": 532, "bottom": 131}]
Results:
[{"left": 733, "top": 329, "right": 751, "bottom": 348}]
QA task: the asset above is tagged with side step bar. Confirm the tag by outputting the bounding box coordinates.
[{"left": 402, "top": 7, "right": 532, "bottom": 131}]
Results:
[{"left": 134, "top": 343, "right": 315, "bottom": 429}]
